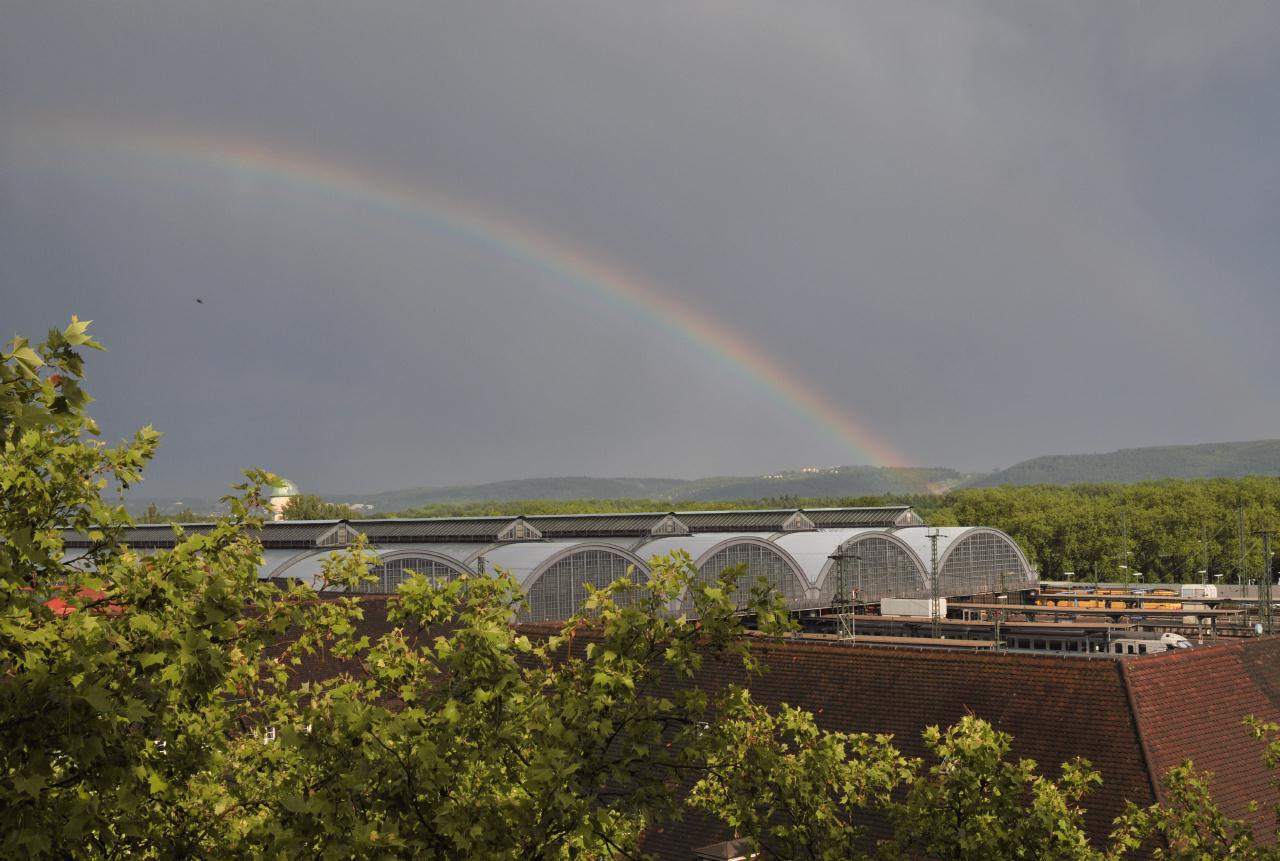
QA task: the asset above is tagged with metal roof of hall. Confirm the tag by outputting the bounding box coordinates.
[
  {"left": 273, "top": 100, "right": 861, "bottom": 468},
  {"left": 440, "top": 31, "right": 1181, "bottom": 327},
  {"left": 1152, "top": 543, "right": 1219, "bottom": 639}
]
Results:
[{"left": 61, "top": 505, "right": 919, "bottom": 549}]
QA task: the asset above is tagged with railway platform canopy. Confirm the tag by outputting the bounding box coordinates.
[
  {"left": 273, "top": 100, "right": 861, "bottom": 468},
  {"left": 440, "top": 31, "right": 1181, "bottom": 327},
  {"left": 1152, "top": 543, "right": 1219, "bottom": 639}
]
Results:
[{"left": 64, "top": 506, "right": 1038, "bottom": 623}]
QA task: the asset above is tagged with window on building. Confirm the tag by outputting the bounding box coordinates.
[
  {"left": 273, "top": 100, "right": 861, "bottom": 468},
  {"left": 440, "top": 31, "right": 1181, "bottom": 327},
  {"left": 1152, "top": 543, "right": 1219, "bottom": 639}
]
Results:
[
  {"left": 356, "top": 556, "right": 465, "bottom": 594},
  {"left": 521, "top": 550, "right": 646, "bottom": 623},
  {"left": 688, "top": 543, "right": 805, "bottom": 614}
]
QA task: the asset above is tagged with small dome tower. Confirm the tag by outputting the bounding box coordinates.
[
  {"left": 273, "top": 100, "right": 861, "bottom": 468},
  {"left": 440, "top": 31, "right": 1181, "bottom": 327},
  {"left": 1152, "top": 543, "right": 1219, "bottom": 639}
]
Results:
[{"left": 267, "top": 479, "right": 299, "bottom": 521}]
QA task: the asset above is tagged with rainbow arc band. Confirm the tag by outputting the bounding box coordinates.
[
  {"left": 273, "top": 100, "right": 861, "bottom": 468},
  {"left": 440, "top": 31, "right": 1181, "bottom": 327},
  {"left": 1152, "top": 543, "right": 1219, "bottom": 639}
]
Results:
[{"left": 7, "top": 118, "right": 906, "bottom": 467}]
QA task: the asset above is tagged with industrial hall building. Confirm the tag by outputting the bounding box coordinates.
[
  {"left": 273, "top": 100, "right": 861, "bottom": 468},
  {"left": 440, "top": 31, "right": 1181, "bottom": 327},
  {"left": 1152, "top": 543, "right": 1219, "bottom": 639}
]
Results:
[{"left": 65, "top": 506, "right": 1039, "bottom": 620}]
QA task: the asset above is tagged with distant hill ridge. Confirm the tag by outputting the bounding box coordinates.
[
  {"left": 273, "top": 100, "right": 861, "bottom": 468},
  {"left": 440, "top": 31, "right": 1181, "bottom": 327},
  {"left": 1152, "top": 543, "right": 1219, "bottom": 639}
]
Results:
[
  {"left": 333, "top": 466, "right": 967, "bottom": 512},
  {"left": 965, "top": 439, "right": 1280, "bottom": 488},
  {"left": 127, "top": 439, "right": 1280, "bottom": 516}
]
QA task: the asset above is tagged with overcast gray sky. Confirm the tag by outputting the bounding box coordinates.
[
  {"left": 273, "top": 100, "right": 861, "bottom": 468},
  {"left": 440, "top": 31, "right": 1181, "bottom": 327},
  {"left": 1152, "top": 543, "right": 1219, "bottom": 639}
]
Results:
[{"left": 3, "top": 1, "right": 1278, "bottom": 496}]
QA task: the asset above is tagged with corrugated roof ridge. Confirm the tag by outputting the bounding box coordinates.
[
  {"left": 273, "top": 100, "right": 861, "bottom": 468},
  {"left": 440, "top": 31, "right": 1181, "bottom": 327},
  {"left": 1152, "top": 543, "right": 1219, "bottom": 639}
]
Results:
[
  {"left": 675, "top": 509, "right": 797, "bottom": 517},
  {"left": 351, "top": 515, "right": 516, "bottom": 525},
  {"left": 802, "top": 505, "right": 910, "bottom": 512},
  {"left": 1118, "top": 658, "right": 1164, "bottom": 807},
  {"left": 524, "top": 511, "right": 672, "bottom": 520},
  {"left": 74, "top": 506, "right": 913, "bottom": 534}
]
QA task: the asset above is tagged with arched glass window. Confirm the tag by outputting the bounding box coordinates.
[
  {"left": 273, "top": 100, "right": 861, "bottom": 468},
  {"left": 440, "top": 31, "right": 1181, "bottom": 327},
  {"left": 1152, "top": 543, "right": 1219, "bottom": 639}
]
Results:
[
  {"left": 521, "top": 549, "right": 647, "bottom": 623},
  {"left": 938, "top": 531, "right": 1031, "bottom": 597},
  {"left": 686, "top": 542, "right": 805, "bottom": 612},
  {"left": 820, "top": 535, "right": 927, "bottom": 605},
  {"left": 356, "top": 555, "right": 466, "bottom": 594}
]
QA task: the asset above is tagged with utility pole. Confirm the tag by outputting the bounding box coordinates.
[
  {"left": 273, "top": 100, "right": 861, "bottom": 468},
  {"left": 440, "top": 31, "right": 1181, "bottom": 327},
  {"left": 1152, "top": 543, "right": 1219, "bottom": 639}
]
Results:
[
  {"left": 1255, "top": 530, "right": 1275, "bottom": 635},
  {"left": 1201, "top": 523, "right": 1210, "bottom": 582},
  {"left": 928, "top": 528, "right": 942, "bottom": 639},
  {"left": 1120, "top": 510, "right": 1130, "bottom": 583},
  {"left": 1239, "top": 495, "right": 1247, "bottom": 586}
]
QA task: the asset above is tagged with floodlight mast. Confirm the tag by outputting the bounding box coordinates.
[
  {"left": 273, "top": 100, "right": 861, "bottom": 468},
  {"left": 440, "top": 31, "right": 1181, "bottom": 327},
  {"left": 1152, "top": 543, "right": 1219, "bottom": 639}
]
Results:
[
  {"left": 995, "top": 570, "right": 1009, "bottom": 653},
  {"left": 1255, "top": 530, "right": 1275, "bottom": 635},
  {"left": 928, "top": 528, "right": 941, "bottom": 639},
  {"left": 828, "top": 548, "right": 861, "bottom": 644}
]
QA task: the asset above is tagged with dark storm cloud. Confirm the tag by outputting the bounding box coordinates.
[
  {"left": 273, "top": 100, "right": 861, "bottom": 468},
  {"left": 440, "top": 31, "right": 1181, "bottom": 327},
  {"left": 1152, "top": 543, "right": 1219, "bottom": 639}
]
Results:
[{"left": 2, "top": 1, "right": 1278, "bottom": 495}]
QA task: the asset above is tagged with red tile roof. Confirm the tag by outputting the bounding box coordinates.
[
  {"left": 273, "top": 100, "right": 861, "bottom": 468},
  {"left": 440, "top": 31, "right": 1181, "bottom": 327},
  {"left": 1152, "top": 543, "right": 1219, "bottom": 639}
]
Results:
[
  {"left": 1124, "top": 638, "right": 1280, "bottom": 836},
  {"left": 644, "top": 639, "right": 1155, "bottom": 859}
]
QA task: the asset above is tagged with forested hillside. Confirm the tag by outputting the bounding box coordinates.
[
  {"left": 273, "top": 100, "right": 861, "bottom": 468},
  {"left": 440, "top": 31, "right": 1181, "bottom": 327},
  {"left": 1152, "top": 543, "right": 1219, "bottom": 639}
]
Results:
[
  {"left": 967, "top": 439, "right": 1280, "bottom": 487},
  {"left": 335, "top": 476, "right": 689, "bottom": 511},
  {"left": 335, "top": 466, "right": 965, "bottom": 511}
]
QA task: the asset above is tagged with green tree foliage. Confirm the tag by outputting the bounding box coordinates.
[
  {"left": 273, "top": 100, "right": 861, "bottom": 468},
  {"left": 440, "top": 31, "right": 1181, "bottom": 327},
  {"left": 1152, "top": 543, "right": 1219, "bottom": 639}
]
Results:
[
  {"left": 691, "top": 692, "right": 912, "bottom": 860},
  {"left": 137, "top": 501, "right": 208, "bottom": 524},
  {"left": 923, "top": 481, "right": 1280, "bottom": 583},
  {"left": 0, "top": 320, "right": 300, "bottom": 857},
  {"left": 887, "top": 717, "right": 1102, "bottom": 861},
  {"left": 237, "top": 555, "right": 793, "bottom": 858},
  {"left": 1109, "top": 761, "right": 1261, "bottom": 860},
  {"left": 280, "top": 493, "right": 358, "bottom": 520},
  {"left": 2, "top": 318, "right": 799, "bottom": 858},
  {"left": 693, "top": 710, "right": 1102, "bottom": 861}
]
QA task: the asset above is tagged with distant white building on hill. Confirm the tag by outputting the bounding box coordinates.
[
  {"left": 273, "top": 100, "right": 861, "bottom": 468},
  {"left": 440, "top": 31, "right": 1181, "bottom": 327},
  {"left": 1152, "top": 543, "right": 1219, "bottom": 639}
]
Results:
[{"left": 267, "top": 479, "right": 299, "bottom": 521}]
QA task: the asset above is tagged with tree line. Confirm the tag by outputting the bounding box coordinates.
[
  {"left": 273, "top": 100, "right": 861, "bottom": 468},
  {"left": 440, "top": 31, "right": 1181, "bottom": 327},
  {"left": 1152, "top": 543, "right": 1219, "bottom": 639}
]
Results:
[{"left": 9, "top": 320, "right": 1280, "bottom": 858}]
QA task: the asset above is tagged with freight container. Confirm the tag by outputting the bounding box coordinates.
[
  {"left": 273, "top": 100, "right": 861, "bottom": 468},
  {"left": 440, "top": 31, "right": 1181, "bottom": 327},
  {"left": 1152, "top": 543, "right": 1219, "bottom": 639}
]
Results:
[
  {"left": 1180, "top": 584, "right": 1218, "bottom": 599},
  {"left": 881, "top": 597, "right": 947, "bottom": 618}
]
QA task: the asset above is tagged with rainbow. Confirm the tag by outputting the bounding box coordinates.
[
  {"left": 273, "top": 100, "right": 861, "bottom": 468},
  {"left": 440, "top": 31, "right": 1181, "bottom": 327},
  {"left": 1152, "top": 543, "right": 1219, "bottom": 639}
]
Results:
[{"left": 4, "top": 117, "right": 908, "bottom": 466}]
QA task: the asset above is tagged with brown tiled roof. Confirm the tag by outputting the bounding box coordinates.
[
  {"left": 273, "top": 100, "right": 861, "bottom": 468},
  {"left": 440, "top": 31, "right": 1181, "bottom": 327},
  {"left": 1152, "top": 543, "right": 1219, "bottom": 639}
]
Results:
[
  {"left": 643, "top": 640, "right": 1154, "bottom": 859},
  {"left": 1124, "top": 638, "right": 1280, "bottom": 835}
]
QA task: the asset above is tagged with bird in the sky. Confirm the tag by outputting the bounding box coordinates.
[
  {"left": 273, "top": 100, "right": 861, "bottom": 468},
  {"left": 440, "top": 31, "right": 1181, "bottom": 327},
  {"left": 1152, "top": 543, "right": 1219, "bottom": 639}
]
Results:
[{"left": 196, "top": 298, "right": 204, "bottom": 304}]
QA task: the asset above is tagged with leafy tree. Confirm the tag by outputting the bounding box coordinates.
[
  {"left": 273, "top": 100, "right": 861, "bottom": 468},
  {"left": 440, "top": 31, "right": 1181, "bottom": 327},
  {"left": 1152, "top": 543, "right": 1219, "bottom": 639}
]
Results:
[
  {"left": 0, "top": 319, "right": 301, "bottom": 857},
  {"left": 1108, "top": 761, "right": 1263, "bottom": 860},
  {"left": 233, "top": 554, "right": 794, "bottom": 858},
  {"left": 690, "top": 691, "right": 912, "bottom": 860},
  {"left": 138, "top": 501, "right": 207, "bottom": 524},
  {"left": 2, "top": 319, "right": 804, "bottom": 858},
  {"left": 281, "top": 493, "right": 358, "bottom": 520},
  {"left": 694, "top": 709, "right": 1102, "bottom": 861},
  {"left": 887, "top": 716, "right": 1102, "bottom": 861}
]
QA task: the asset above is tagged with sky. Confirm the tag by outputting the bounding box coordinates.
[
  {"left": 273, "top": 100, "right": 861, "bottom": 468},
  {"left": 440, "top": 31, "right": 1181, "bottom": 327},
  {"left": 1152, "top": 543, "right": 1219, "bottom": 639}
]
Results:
[{"left": 2, "top": 2, "right": 1279, "bottom": 497}]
